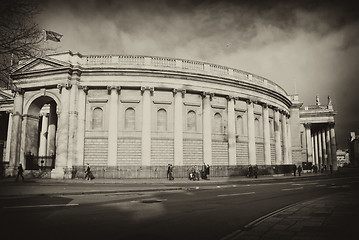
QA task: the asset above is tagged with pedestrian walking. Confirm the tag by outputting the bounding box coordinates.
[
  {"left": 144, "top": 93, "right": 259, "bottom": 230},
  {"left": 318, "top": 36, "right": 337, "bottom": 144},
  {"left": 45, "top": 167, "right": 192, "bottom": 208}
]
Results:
[
  {"left": 85, "top": 163, "right": 93, "bottom": 181},
  {"left": 293, "top": 164, "right": 297, "bottom": 176},
  {"left": 167, "top": 164, "right": 171, "bottom": 179},
  {"left": 330, "top": 164, "right": 333, "bottom": 174},
  {"left": 206, "top": 164, "right": 210, "bottom": 180},
  {"left": 15, "top": 163, "right": 24, "bottom": 182},
  {"left": 298, "top": 165, "right": 302, "bottom": 176},
  {"left": 253, "top": 165, "right": 258, "bottom": 178},
  {"left": 168, "top": 164, "right": 174, "bottom": 180}
]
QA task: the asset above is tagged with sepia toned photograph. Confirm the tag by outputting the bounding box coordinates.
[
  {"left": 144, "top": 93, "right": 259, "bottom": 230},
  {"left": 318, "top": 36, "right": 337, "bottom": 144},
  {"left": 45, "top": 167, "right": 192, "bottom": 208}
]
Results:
[{"left": 1, "top": 0, "right": 358, "bottom": 239}]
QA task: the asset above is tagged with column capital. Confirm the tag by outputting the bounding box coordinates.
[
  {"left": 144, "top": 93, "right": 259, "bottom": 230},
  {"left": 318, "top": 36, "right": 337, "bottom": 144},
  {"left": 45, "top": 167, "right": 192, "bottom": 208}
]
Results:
[
  {"left": 79, "top": 85, "right": 89, "bottom": 95},
  {"left": 201, "top": 92, "right": 214, "bottom": 100},
  {"left": 107, "top": 86, "right": 120, "bottom": 95},
  {"left": 226, "top": 95, "right": 236, "bottom": 103},
  {"left": 141, "top": 86, "right": 154, "bottom": 96},
  {"left": 304, "top": 123, "right": 312, "bottom": 129},
  {"left": 11, "top": 88, "right": 24, "bottom": 95},
  {"left": 328, "top": 122, "right": 335, "bottom": 128},
  {"left": 173, "top": 89, "right": 186, "bottom": 98}
]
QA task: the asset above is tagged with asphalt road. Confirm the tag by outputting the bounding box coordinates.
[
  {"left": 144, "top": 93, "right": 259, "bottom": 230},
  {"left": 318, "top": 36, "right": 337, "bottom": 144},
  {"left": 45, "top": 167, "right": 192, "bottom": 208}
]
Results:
[{"left": 1, "top": 175, "right": 358, "bottom": 240}]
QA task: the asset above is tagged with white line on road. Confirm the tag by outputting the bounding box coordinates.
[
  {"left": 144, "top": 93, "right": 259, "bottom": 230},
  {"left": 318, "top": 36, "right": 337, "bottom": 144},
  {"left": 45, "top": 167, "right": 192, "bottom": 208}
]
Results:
[
  {"left": 217, "top": 192, "right": 255, "bottom": 197},
  {"left": 3, "top": 203, "right": 79, "bottom": 209},
  {"left": 292, "top": 182, "right": 318, "bottom": 186},
  {"left": 281, "top": 187, "right": 303, "bottom": 191}
]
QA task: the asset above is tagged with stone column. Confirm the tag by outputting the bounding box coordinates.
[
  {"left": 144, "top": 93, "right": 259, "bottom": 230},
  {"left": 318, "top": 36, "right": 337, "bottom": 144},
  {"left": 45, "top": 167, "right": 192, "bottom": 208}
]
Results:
[
  {"left": 314, "top": 132, "right": 319, "bottom": 166},
  {"left": 141, "top": 87, "right": 152, "bottom": 166},
  {"left": 262, "top": 104, "right": 271, "bottom": 165},
  {"left": 282, "top": 113, "right": 289, "bottom": 164},
  {"left": 53, "top": 83, "right": 71, "bottom": 178},
  {"left": 247, "top": 100, "right": 256, "bottom": 165},
  {"left": 274, "top": 109, "right": 282, "bottom": 164},
  {"left": 173, "top": 89, "right": 184, "bottom": 166},
  {"left": 5, "top": 112, "right": 13, "bottom": 163},
  {"left": 321, "top": 129, "right": 327, "bottom": 167},
  {"left": 318, "top": 131, "right": 323, "bottom": 168},
  {"left": 67, "top": 83, "right": 79, "bottom": 169},
  {"left": 9, "top": 90, "right": 24, "bottom": 169},
  {"left": 287, "top": 117, "right": 292, "bottom": 164},
  {"left": 38, "top": 114, "right": 48, "bottom": 156},
  {"left": 304, "top": 124, "right": 313, "bottom": 163},
  {"left": 311, "top": 133, "right": 315, "bottom": 165},
  {"left": 107, "top": 86, "right": 119, "bottom": 167},
  {"left": 329, "top": 123, "right": 337, "bottom": 170},
  {"left": 46, "top": 103, "right": 57, "bottom": 156},
  {"left": 227, "top": 96, "right": 236, "bottom": 165},
  {"left": 326, "top": 127, "right": 332, "bottom": 167},
  {"left": 76, "top": 86, "right": 88, "bottom": 166},
  {"left": 202, "top": 92, "right": 212, "bottom": 165}
]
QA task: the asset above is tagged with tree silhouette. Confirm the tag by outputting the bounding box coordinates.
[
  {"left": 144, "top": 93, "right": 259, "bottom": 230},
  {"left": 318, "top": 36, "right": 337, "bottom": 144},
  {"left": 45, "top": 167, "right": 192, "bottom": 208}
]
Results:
[{"left": 0, "top": 0, "right": 49, "bottom": 90}]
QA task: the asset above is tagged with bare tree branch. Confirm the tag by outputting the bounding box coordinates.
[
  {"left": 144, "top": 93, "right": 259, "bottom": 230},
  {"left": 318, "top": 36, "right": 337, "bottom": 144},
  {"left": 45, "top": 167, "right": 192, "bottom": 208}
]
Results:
[{"left": 0, "top": 0, "right": 51, "bottom": 91}]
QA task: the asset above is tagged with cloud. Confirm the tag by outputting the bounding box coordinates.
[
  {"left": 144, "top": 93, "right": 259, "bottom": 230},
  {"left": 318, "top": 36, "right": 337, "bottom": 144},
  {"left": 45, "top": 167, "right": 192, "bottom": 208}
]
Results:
[{"left": 36, "top": 0, "right": 359, "bottom": 147}]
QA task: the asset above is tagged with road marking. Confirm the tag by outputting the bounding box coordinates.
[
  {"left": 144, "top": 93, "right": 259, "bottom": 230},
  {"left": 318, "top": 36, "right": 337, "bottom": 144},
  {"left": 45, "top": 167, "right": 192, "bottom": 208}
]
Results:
[
  {"left": 3, "top": 203, "right": 79, "bottom": 209},
  {"left": 281, "top": 187, "right": 303, "bottom": 191},
  {"left": 292, "top": 182, "right": 318, "bottom": 186},
  {"left": 217, "top": 192, "right": 255, "bottom": 197}
]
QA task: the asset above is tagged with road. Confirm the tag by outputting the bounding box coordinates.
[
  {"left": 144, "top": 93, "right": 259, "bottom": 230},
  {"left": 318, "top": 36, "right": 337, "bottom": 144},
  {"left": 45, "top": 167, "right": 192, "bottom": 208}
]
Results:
[{"left": 1, "top": 175, "right": 359, "bottom": 240}]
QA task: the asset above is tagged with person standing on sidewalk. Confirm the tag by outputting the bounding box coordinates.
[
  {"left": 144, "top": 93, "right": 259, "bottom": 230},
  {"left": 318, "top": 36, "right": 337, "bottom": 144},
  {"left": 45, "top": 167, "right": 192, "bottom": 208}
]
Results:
[
  {"left": 253, "top": 165, "right": 258, "bottom": 178},
  {"left": 293, "top": 164, "right": 297, "bottom": 176},
  {"left": 15, "top": 163, "right": 24, "bottom": 182},
  {"left": 298, "top": 165, "right": 302, "bottom": 176}
]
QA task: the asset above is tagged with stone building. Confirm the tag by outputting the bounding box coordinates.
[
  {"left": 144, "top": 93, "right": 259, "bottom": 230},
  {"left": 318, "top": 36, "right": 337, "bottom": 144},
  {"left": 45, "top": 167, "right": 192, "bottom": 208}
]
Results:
[
  {"left": 0, "top": 51, "right": 337, "bottom": 179},
  {"left": 349, "top": 132, "right": 359, "bottom": 167}
]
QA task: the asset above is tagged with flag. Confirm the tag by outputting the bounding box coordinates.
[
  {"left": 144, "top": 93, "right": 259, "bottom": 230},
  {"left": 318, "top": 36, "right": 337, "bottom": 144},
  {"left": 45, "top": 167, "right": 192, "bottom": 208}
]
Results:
[{"left": 45, "top": 30, "right": 63, "bottom": 42}]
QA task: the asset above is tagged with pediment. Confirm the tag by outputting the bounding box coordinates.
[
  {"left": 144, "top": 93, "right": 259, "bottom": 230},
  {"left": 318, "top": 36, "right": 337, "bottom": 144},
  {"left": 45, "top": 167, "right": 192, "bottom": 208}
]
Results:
[
  {"left": 13, "top": 57, "right": 69, "bottom": 74},
  {"left": 0, "top": 89, "right": 13, "bottom": 101}
]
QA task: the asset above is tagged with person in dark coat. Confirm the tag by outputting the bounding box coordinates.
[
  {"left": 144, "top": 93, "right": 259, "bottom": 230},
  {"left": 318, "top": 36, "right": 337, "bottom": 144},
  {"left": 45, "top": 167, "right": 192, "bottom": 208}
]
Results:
[
  {"left": 298, "top": 165, "right": 302, "bottom": 176},
  {"left": 253, "top": 165, "right": 258, "bottom": 178},
  {"left": 248, "top": 165, "right": 253, "bottom": 178},
  {"left": 15, "top": 163, "right": 24, "bottom": 182},
  {"left": 168, "top": 164, "right": 174, "bottom": 180},
  {"left": 293, "top": 164, "right": 297, "bottom": 176},
  {"left": 167, "top": 164, "right": 171, "bottom": 179},
  {"left": 85, "top": 163, "right": 93, "bottom": 181}
]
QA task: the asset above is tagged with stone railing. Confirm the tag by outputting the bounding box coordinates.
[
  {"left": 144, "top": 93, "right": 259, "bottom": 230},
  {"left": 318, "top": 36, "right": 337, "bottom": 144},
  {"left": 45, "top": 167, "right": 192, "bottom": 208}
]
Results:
[{"left": 81, "top": 54, "right": 288, "bottom": 97}]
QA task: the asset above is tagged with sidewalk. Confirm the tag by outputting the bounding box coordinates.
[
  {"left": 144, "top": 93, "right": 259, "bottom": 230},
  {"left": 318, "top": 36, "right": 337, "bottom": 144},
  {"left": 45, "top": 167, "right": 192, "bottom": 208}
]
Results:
[
  {"left": 228, "top": 190, "right": 359, "bottom": 240},
  {"left": 0, "top": 171, "right": 343, "bottom": 197}
]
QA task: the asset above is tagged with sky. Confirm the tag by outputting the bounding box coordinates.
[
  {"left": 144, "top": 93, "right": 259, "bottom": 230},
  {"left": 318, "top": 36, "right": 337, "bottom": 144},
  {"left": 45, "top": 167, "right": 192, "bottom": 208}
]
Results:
[{"left": 35, "top": 0, "right": 359, "bottom": 149}]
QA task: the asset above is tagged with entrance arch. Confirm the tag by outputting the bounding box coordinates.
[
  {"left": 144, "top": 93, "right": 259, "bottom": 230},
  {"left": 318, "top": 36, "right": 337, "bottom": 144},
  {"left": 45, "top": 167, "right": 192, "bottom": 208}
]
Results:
[{"left": 23, "top": 96, "right": 58, "bottom": 169}]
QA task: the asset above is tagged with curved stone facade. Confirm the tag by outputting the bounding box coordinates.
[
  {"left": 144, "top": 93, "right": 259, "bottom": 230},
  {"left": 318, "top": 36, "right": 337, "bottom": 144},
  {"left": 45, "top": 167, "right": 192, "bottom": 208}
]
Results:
[{"left": 0, "top": 51, "right": 337, "bottom": 178}]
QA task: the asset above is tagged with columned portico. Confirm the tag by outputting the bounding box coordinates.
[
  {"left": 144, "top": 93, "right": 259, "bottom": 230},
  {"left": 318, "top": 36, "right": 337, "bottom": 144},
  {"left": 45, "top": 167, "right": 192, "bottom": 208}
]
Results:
[{"left": 304, "top": 124, "right": 313, "bottom": 163}]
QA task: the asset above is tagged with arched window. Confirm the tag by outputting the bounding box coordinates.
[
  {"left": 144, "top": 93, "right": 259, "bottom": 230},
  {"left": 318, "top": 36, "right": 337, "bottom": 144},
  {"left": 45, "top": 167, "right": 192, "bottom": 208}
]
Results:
[
  {"left": 214, "top": 113, "right": 223, "bottom": 133},
  {"left": 157, "top": 109, "right": 167, "bottom": 131},
  {"left": 236, "top": 115, "right": 243, "bottom": 135},
  {"left": 255, "top": 118, "right": 261, "bottom": 137},
  {"left": 92, "top": 107, "right": 103, "bottom": 130},
  {"left": 187, "top": 110, "right": 196, "bottom": 131},
  {"left": 125, "top": 107, "right": 135, "bottom": 130}
]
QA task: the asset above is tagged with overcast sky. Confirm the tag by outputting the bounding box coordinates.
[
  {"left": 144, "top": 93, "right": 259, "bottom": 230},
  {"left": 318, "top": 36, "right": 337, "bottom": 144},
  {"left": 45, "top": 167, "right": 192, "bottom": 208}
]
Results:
[{"left": 36, "top": 0, "right": 359, "bottom": 148}]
